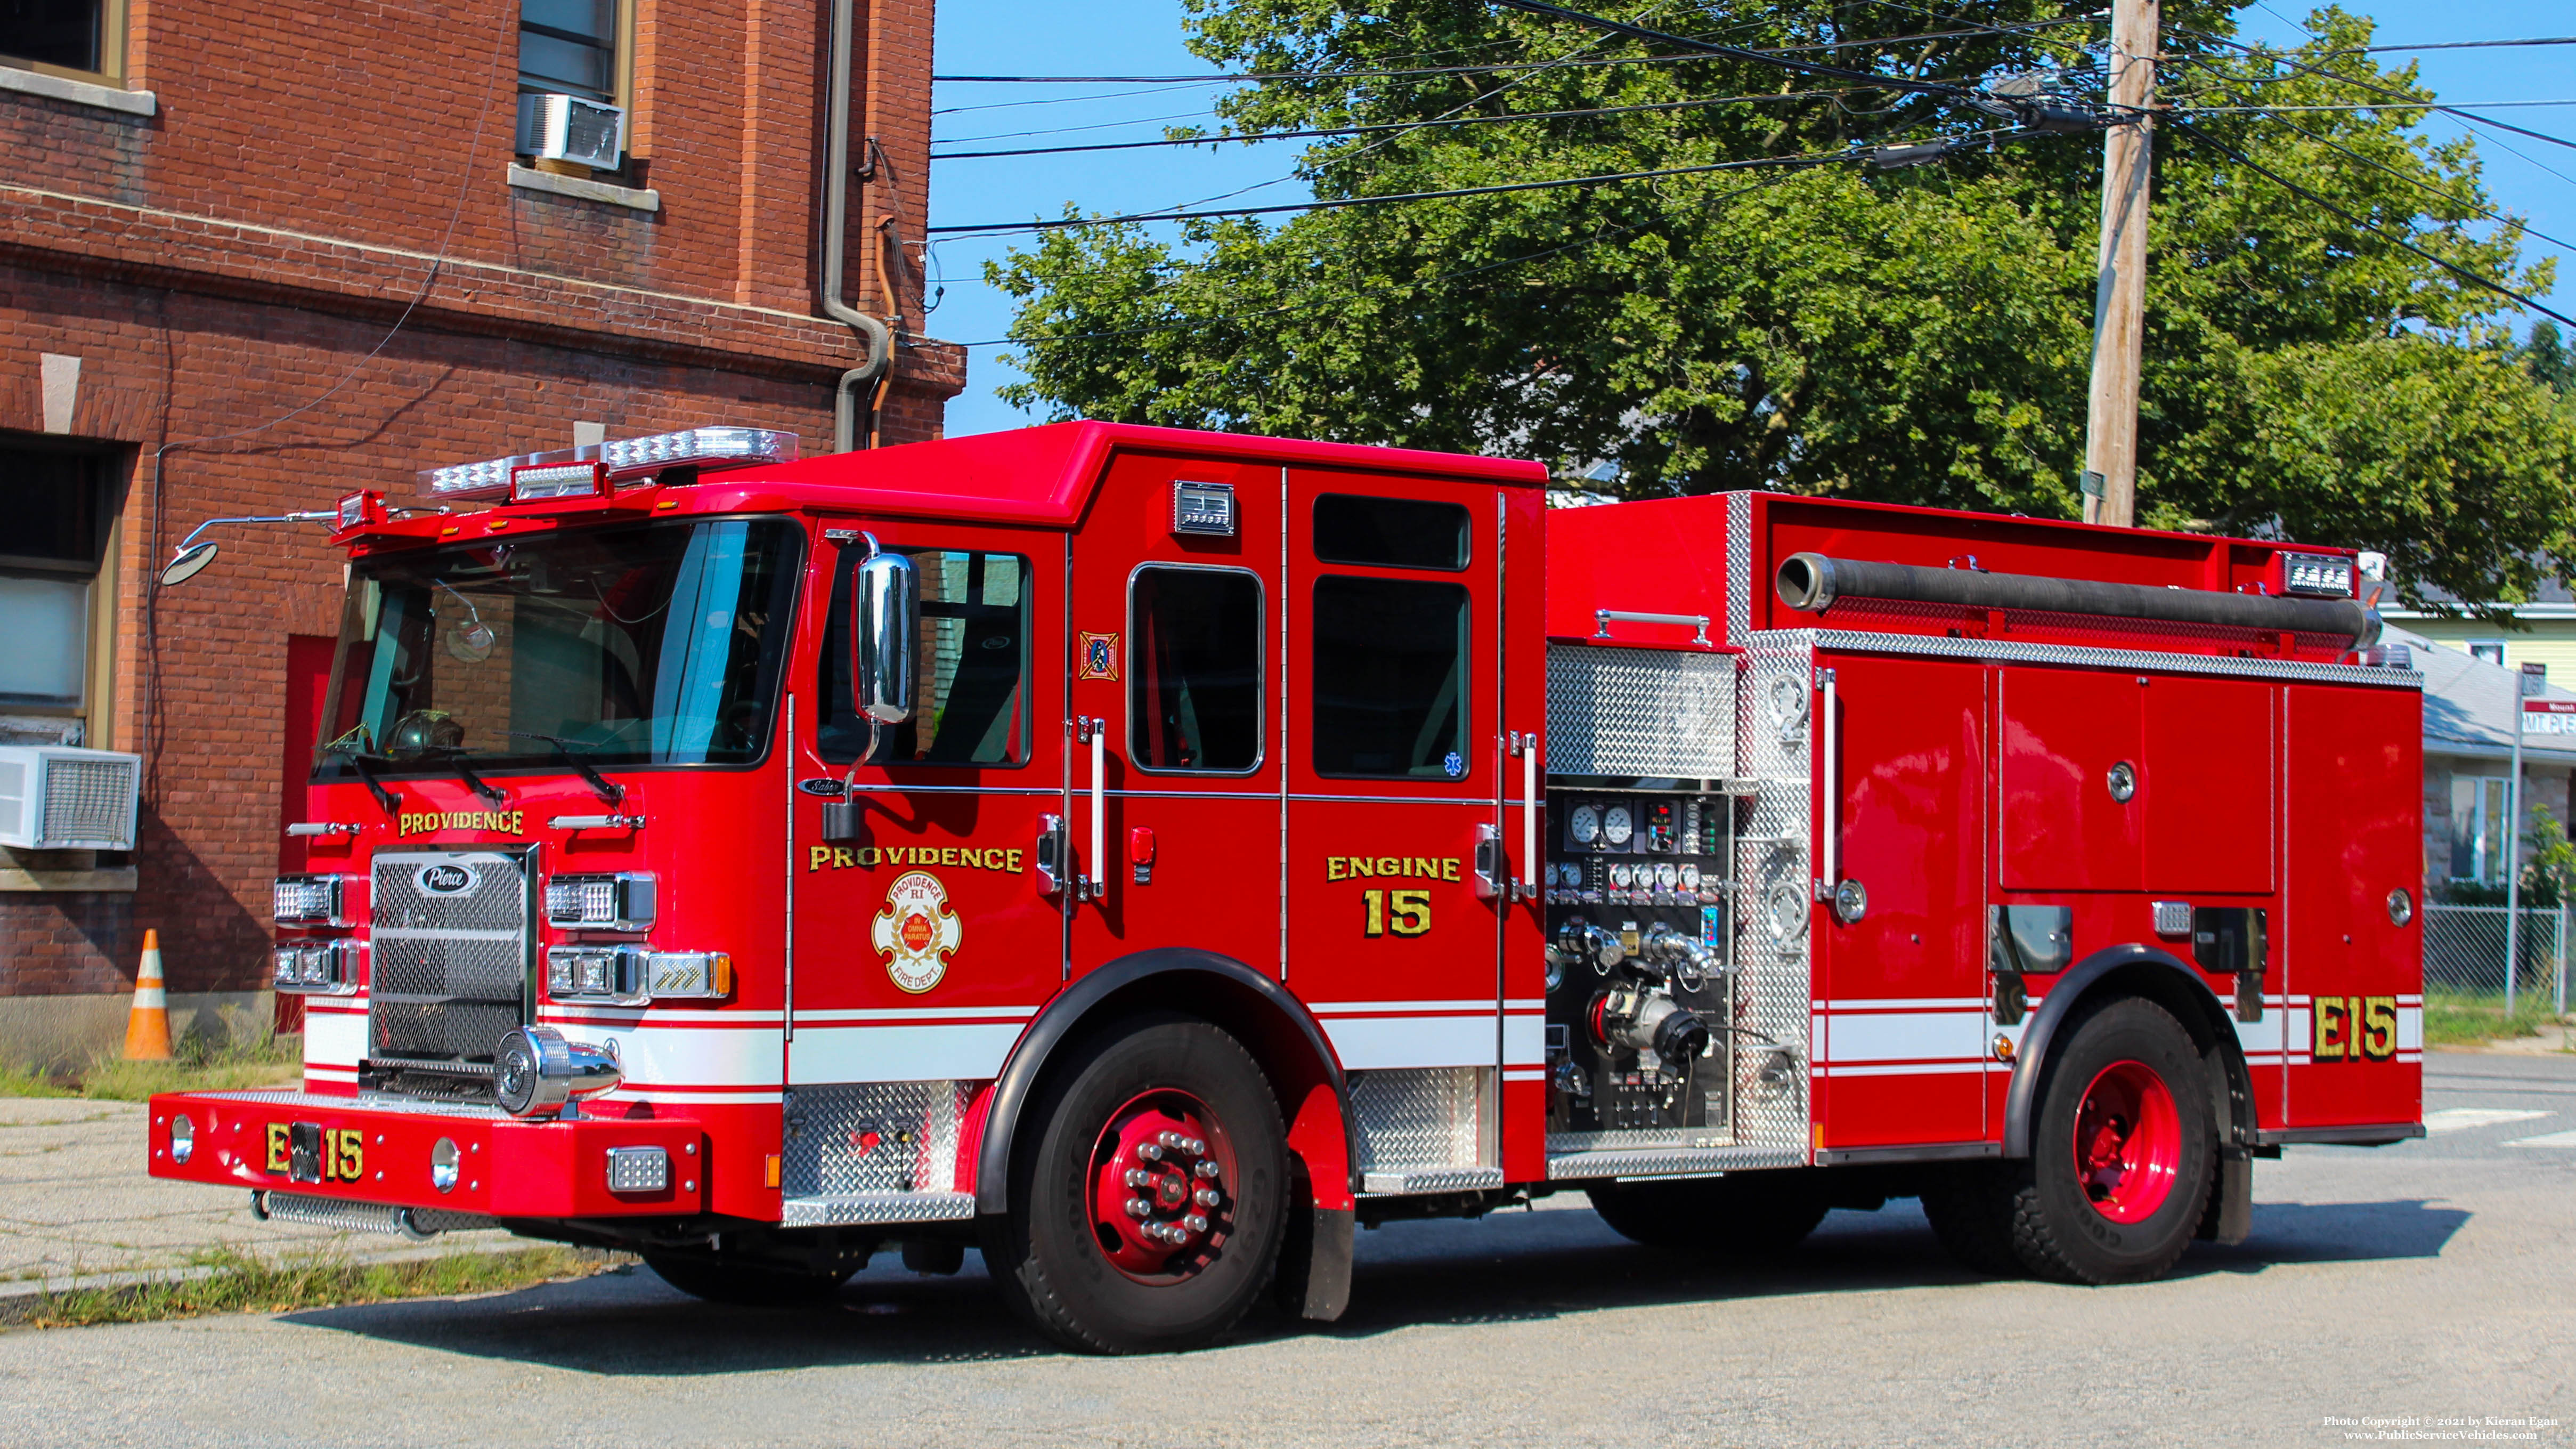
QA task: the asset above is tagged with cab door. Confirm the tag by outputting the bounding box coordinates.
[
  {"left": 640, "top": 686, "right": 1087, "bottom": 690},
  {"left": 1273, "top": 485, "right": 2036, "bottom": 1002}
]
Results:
[
  {"left": 787, "top": 523, "right": 1069, "bottom": 1098},
  {"left": 1064, "top": 451, "right": 1285, "bottom": 979},
  {"left": 1285, "top": 475, "right": 1513, "bottom": 1179}
]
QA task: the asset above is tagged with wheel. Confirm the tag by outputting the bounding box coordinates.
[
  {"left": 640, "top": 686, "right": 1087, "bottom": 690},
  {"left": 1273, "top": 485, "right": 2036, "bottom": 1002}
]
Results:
[
  {"left": 1927, "top": 996, "right": 2215, "bottom": 1285},
  {"left": 643, "top": 1251, "right": 855, "bottom": 1307},
  {"left": 981, "top": 1015, "right": 1289, "bottom": 1354},
  {"left": 1586, "top": 1173, "right": 1829, "bottom": 1253}
]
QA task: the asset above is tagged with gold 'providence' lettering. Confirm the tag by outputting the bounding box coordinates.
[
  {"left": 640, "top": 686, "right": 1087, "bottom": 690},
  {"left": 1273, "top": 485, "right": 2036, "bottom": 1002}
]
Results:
[
  {"left": 807, "top": 844, "right": 1026, "bottom": 875},
  {"left": 1324, "top": 855, "right": 1460, "bottom": 883},
  {"left": 399, "top": 810, "right": 526, "bottom": 837}
]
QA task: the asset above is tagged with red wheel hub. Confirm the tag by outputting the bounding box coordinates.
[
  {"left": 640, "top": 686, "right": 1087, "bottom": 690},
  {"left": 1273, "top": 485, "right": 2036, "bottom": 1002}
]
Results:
[
  {"left": 2071, "top": 1058, "right": 2182, "bottom": 1225},
  {"left": 1086, "top": 1089, "right": 1236, "bottom": 1282}
]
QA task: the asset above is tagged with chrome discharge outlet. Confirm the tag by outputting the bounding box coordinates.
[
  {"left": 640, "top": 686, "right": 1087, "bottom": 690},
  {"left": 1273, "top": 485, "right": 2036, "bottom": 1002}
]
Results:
[{"left": 494, "top": 1024, "right": 623, "bottom": 1119}]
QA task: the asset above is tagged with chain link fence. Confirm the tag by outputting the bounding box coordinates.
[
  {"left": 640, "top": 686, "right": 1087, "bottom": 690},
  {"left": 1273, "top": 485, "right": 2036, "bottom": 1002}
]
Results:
[{"left": 2422, "top": 904, "right": 2571, "bottom": 1014}]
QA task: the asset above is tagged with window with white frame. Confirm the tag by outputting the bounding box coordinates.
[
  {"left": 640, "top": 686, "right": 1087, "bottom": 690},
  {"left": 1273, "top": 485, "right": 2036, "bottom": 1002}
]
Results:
[
  {"left": 2467, "top": 642, "right": 2506, "bottom": 668},
  {"left": 0, "top": 440, "right": 113, "bottom": 725},
  {"left": 2450, "top": 775, "right": 2512, "bottom": 883},
  {"left": 0, "top": 0, "right": 124, "bottom": 80}
]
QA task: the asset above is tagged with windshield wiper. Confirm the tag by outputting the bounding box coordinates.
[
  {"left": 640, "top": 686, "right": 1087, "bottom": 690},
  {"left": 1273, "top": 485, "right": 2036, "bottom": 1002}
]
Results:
[
  {"left": 418, "top": 748, "right": 510, "bottom": 807},
  {"left": 505, "top": 731, "right": 625, "bottom": 806},
  {"left": 321, "top": 741, "right": 400, "bottom": 814}
]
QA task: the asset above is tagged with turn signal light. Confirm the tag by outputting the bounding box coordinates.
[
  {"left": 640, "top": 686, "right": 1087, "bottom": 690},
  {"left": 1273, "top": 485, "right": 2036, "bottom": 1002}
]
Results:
[{"left": 273, "top": 939, "right": 363, "bottom": 995}]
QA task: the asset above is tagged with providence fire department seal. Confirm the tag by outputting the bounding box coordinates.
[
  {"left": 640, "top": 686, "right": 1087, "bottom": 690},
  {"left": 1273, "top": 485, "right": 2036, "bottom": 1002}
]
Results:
[{"left": 871, "top": 870, "right": 963, "bottom": 994}]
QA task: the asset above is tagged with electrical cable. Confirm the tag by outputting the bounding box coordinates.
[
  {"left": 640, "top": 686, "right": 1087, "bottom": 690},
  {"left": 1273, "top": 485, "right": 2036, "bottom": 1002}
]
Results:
[
  {"left": 1484, "top": 0, "right": 1987, "bottom": 101},
  {"left": 931, "top": 17, "right": 2104, "bottom": 86},
  {"left": 927, "top": 133, "right": 1992, "bottom": 237},
  {"left": 2165, "top": 119, "right": 2576, "bottom": 328},
  {"left": 2206, "top": 103, "right": 2576, "bottom": 255},
  {"left": 933, "top": 88, "right": 1850, "bottom": 160},
  {"left": 2162, "top": 25, "right": 2576, "bottom": 155},
  {"left": 2355, "top": 37, "right": 2576, "bottom": 55}
]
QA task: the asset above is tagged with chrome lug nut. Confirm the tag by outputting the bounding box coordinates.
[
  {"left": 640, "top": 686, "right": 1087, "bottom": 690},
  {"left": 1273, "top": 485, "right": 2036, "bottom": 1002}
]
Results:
[
  {"left": 1136, "top": 1143, "right": 1164, "bottom": 1162},
  {"left": 1182, "top": 1213, "right": 1209, "bottom": 1233},
  {"left": 1124, "top": 1199, "right": 1152, "bottom": 1219},
  {"left": 1158, "top": 1131, "right": 1185, "bottom": 1150},
  {"left": 1194, "top": 1160, "right": 1220, "bottom": 1180},
  {"left": 1180, "top": 1137, "right": 1205, "bottom": 1156},
  {"left": 1124, "top": 1168, "right": 1154, "bottom": 1189},
  {"left": 1194, "top": 1187, "right": 1221, "bottom": 1208}
]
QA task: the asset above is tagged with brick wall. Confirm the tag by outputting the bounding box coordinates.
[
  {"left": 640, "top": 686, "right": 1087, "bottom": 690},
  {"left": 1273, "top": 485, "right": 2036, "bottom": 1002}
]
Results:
[{"left": 1, "top": 0, "right": 960, "bottom": 1010}]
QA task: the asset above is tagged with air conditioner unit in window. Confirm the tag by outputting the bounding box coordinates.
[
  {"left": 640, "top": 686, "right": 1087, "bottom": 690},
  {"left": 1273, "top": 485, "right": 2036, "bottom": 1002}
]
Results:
[
  {"left": 0, "top": 746, "right": 142, "bottom": 851},
  {"left": 516, "top": 93, "right": 625, "bottom": 171}
]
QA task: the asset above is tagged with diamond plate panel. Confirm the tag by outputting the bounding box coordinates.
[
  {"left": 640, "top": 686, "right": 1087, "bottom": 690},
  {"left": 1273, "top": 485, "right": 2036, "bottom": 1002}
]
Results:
[
  {"left": 1544, "top": 645, "right": 1736, "bottom": 780},
  {"left": 783, "top": 1081, "right": 968, "bottom": 1198},
  {"left": 1350, "top": 1066, "right": 1488, "bottom": 1173},
  {"left": 1726, "top": 491, "right": 1753, "bottom": 640},
  {"left": 1727, "top": 630, "right": 1816, "bottom": 1169},
  {"left": 780, "top": 1192, "right": 977, "bottom": 1227}
]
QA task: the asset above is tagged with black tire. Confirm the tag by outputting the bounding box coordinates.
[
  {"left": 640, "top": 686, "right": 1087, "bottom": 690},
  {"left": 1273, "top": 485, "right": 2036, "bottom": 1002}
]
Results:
[
  {"left": 1587, "top": 1173, "right": 1829, "bottom": 1253},
  {"left": 981, "top": 1015, "right": 1289, "bottom": 1354},
  {"left": 643, "top": 1251, "right": 854, "bottom": 1307},
  {"left": 1930, "top": 996, "right": 2215, "bottom": 1285}
]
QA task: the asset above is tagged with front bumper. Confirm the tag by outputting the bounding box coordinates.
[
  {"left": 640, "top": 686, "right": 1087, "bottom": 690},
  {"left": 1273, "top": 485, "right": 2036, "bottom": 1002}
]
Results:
[{"left": 147, "top": 1090, "right": 706, "bottom": 1220}]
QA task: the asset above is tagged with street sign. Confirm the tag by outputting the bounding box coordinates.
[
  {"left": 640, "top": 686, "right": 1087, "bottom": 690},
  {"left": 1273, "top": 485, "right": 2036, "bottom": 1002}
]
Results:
[{"left": 2523, "top": 698, "right": 2576, "bottom": 734}]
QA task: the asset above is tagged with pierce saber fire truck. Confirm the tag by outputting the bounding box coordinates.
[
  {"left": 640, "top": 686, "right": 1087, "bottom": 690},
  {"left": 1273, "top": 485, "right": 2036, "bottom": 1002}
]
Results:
[{"left": 145, "top": 419, "right": 2424, "bottom": 1353}]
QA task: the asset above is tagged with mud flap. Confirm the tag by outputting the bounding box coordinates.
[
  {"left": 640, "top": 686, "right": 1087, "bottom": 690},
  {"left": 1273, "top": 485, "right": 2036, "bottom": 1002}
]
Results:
[
  {"left": 1273, "top": 1201, "right": 1354, "bottom": 1322},
  {"left": 2195, "top": 1148, "right": 2253, "bottom": 1245}
]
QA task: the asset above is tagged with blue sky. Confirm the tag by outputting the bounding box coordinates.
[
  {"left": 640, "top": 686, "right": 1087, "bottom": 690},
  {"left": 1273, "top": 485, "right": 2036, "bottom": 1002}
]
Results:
[{"left": 924, "top": 2, "right": 2575, "bottom": 438}]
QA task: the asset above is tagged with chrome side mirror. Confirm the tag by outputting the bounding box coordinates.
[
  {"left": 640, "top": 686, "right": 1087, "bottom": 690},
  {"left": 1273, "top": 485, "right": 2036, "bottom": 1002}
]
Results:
[
  {"left": 160, "top": 540, "right": 219, "bottom": 587},
  {"left": 852, "top": 548, "right": 919, "bottom": 725}
]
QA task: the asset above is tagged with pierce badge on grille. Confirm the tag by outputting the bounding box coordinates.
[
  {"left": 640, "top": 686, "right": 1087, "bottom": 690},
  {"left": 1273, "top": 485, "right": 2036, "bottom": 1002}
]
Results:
[
  {"left": 414, "top": 863, "right": 477, "bottom": 896},
  {"left": 871, "top": 871, "right": 962, "bottom": 994}
]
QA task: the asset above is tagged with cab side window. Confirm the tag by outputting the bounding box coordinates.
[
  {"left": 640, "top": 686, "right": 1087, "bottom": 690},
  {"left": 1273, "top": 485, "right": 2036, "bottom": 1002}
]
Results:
[
  {"left": 1131, "top": 566, "right": 1263, "bottom": 773},
  {"left": 818, "top": 547, "right": 1030, "bottom": 766},
  {"left": 1311, "top": 575, "right": 1470, "bottom": 780}
]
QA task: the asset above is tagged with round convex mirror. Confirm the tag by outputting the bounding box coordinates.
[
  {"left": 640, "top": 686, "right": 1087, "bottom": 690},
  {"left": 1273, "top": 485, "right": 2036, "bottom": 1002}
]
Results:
[{"left": 159, "top": 540, "right": 219, "bottom": 587}]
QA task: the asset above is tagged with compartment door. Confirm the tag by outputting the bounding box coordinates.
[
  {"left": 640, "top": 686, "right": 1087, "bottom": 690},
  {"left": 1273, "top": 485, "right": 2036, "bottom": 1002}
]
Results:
[
  {"left": 2142, "top": 677, "right": 2276, "bottom": 894},
  {"left": 1997, "top": 669, "right": 2142, "bottom": 892}
]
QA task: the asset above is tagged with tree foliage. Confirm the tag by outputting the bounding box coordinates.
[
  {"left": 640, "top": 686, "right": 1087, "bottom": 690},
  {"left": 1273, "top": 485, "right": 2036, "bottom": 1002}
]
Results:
[{"left": 990, "top": 3, "right": 2575, "bottom": 608}]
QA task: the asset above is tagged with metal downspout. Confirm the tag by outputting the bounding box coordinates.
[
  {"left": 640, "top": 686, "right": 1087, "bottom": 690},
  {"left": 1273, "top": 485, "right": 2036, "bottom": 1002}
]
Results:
[{"left": 823, "top": 0, "right": 892, "bottom": 452}]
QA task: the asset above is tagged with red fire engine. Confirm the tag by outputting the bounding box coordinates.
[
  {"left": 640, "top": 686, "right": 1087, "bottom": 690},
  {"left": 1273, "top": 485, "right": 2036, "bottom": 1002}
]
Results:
[{"left": 146, "top": 420, "right": 2423, "bottom": 1353}]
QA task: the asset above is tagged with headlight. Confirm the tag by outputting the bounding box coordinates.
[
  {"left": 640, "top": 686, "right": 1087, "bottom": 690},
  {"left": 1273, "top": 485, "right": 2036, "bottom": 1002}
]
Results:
[
  {"left": 273, "top": 940, "right": 362, "bottom": 995},
  {"left": 544, "top": 873, "right": 656, "bottom": 930},
  {"left": 272, "top": 875, "right": 350, "bottom": 926}
]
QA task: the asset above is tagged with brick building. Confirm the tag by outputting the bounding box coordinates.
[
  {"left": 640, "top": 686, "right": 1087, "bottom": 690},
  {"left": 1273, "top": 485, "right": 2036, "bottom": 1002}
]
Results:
[{"left": 0, "top": 0, "right": 962, "bottom": 1066}]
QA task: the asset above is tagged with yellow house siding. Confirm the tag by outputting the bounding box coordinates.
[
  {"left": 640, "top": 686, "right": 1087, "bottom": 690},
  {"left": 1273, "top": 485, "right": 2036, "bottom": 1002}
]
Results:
[{"left": 2397, "top": 617, "right": 2576, "bottom": 687}]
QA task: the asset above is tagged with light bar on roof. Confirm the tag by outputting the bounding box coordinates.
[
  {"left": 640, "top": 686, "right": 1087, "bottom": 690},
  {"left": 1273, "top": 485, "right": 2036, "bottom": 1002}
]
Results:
[{"left": 418, "top": 426, "right": 801, "bottom": 501}]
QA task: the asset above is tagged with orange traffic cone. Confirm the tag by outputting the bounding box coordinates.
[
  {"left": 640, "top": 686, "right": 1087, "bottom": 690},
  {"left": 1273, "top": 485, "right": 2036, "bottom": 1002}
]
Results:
[{"left": 122, "top": 928, "right": 172, "bottom": 1061}]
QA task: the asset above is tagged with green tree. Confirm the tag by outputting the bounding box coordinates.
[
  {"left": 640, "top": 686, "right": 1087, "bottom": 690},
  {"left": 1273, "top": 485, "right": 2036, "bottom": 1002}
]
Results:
[{"left": 990, "top": 2, "right": 2575, "bottom": 610}]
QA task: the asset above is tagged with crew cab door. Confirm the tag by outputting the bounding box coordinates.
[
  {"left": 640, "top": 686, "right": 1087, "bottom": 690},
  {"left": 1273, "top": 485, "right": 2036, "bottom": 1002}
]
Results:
[
  {"left": 1285, "top": 473, "right": 1529, "bottom": 1186},
  {"left": 787, "top": 523, "right": 1068, "bottom": 1095}
]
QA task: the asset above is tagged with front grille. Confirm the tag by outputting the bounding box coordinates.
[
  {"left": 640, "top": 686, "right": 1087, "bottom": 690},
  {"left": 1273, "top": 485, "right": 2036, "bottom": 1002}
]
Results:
[{"left": 368, "top": 850, "right": 533, "bottom": 1085}]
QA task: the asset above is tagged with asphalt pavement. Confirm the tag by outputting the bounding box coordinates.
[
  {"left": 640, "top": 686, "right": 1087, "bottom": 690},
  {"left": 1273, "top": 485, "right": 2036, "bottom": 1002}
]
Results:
[{"left": 1, "top": 1048, "right": 2570, "bottom": 1448}]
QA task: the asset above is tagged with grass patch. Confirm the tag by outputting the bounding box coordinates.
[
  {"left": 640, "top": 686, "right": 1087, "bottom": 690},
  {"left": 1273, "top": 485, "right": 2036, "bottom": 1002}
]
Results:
[
  {"left": 2425, "top": 990, "right": 2568, "bottom": 1047},
  {"left": 0, "top": 1007, "right": 303, "bottom": 1103},
  {"left": 9, "top": 1244, "right": 625, "bottom": 1329}
]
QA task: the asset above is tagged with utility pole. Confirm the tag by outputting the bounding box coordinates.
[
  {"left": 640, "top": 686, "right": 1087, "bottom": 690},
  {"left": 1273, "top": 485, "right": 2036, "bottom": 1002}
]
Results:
[{"left": 2081, "top": 0, "right": 2159, "bottom": 528}]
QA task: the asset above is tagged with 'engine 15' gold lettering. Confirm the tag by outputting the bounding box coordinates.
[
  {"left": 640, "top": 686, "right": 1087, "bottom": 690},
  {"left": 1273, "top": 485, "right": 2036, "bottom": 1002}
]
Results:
[{"left": 2312, "top": 995, "right": 2400, "bottom": 1062}]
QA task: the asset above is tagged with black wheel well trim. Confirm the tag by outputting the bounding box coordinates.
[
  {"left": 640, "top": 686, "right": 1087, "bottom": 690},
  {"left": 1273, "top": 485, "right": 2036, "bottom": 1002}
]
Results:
[
  {"left": 970, "top": 947, "right": 1353, "bottom": 1217},
  {"left": 2001, "top": 944, "right": 2254, "bottom": 1161}
]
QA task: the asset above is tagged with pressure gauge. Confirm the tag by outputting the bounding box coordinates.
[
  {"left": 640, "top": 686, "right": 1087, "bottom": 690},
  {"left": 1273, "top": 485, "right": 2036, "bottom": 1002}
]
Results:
[
  {"left": 1602, "top": 805, "right": 1634, "bottom": 848},
  {"left": 1568, "top": 804, "right": 1602, "bottom": 848},
  {"left": 1610, "top": 862, "right": 1636, "bottom": 889},
  {"left": 1559, "top": 862, "right": 1586, "bottom": 888},
  {"left": 1655, "top": 862, "right": 1680, "bottom": 891},
  {"left": 1678, "top": 862, "right": 1701, "bottom": 891}
]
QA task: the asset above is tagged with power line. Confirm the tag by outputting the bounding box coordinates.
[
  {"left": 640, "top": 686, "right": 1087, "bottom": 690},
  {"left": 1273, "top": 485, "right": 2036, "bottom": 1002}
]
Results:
[
  {"left": 1485, "top": 0, "right": 1983, "bottom": 101},
  {"left": 2358, "top": 37, "right": 2576, "bottom": 55},
  {"left": 930, "top": 17, "right": 2104, "bottom": 86},
  {"left": 937, "top": 106, "right": 1229, "bottom": 146},
  {"left": 2182, "top": 100, "right": 2576, "bottom": 114},
  {"left": 958, "top": 168, "right": 1818, "bottom": 351},
  {"left": 2208, "top": 103, "right": 2576, "bottom": 255},
  {"left": 933, "top": 88, "right": 1849, "bottom": 161},
  {"left": 2161, "top": 27, "right": 2576, "bottom": 155},
  {"left": 2165, "top": 119, "right": 2576, "bottom": 329},
  {"left": 927, "top": 132, "right": 2006, "bottom": 238}
]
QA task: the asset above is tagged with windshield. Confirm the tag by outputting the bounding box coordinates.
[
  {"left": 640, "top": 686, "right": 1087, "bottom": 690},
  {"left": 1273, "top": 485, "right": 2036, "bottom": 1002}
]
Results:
[{"left": 313, "top": 518, "right": 803, "bottom": 780}]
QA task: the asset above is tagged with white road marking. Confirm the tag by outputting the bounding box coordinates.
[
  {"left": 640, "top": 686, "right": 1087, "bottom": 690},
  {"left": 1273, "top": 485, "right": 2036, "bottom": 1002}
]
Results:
[
  {"left": 2423, "top": 1108, "right": 2551, "bottom": 1134},
  {"left": 2505, "top": 1129, "right": 2576, "bottom": 1148}
]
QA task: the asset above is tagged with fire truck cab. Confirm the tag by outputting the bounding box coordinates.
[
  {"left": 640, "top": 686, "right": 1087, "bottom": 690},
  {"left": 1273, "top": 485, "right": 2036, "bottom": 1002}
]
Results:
[{"left": 147, "top": 420, "right": 2423, "bottom": 1353}]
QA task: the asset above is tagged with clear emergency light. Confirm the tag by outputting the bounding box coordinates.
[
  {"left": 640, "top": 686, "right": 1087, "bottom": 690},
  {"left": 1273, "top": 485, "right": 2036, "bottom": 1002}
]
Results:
[
  {"left": 417, "top": 426, "right": 800, "bottom": 502},
  {"left": 2277, "top": 551, "right": 2354, "bottom": 598}
]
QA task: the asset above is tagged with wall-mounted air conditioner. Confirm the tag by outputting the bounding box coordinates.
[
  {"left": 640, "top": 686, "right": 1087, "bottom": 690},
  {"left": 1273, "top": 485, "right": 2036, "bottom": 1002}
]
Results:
[
  {"left": 516, "top": 93, "right": 625, "bottom": 171},
  {"left": 0, "top": 746, "right": 142, "bottom": 851}
]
